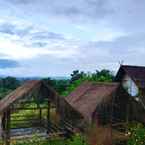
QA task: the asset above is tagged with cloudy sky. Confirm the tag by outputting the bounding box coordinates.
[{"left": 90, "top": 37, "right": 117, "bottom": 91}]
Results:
[{"left": 0, "top": 0, "right": 144, "bottom": 77}]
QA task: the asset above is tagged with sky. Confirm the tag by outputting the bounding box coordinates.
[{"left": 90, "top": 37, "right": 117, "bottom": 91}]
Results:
[{"left": 0, "top": 0, "right": 144, "bottom": 77}]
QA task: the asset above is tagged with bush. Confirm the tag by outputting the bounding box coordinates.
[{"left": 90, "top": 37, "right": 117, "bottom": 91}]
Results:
[
  {"left": 127, "top": 123, "right": 145, "bottom": 145},
  {"left": 68, "top": 134, "right": 88, "bottom": 145}
]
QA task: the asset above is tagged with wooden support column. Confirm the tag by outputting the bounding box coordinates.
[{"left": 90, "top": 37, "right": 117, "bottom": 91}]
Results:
[
  {"left": 2, "top": 112, "right": 6, "bottom": 143},
  {"left": 37, "top": 104, "right": 42, "bottom": 125},
  {"left": 37, "top": 103, "right": 42, "bottom": 125},
  {"left": 47, "top": 100, "right": 50, "bottom": 133},
  {"left": 5, "top": 109, "right": 11, "bottom": 145},
  {"left": 0, "top": 114, "right": 2, "bottom": 139},
  {"left": 47, "top": 100, "right": 50, "bottom": 122}
]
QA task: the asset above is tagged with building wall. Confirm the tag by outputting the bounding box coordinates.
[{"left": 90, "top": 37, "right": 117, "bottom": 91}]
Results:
[{"left": 122, "top": 74, "right": 139, "bottom": 96}]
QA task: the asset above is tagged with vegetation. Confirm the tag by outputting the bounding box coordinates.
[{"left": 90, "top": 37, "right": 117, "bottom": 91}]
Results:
[
  {"left": 62, "top": 69, "right": 114, "bottom": 96},
  {"left": 0, "top": 76, "right": 20, "bottom": 99},
  {"left": 0, "top": 69, "right": 114, "bottom": 99},
  {"left": 7, "top": 134, "right": 87, "bottom": 145},
  {"left": 42, "top": 78, "right": 69, "bottom": 95},
  {"left": 43, "top": 69, "right": 114, "bottom": 96},
  {"left": 127, "top": 123, "right": 145, "bottom": 145}
]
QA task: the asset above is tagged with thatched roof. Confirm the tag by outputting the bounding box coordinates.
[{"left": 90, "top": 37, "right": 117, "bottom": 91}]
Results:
[
  {"left": 65, "top": 81, "right": 120, "bottom": 122},
  {"left": 115, "top": 65, "right": 145, "bottom": 89},
  {"left": 0, "top": 80, "right": 57, "bottom": 113}
]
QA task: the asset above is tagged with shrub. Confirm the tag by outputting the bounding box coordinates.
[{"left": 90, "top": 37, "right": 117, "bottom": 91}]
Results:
[
  {"left": 127, "top": 123, "right": 145, "bottom": 145},
  {"left": 68, "top": 134, "right": 88, "bottom": 145}
]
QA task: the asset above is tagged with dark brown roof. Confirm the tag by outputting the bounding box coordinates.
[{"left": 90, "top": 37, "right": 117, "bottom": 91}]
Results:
[
  {"left": 115, "top": 65, "right": 145, "bottom": 88},
  {"left": 65, "top": 81, "right": 120, "bottom": 122},
  {"left": 0, "top": 80, "right": 57, "bottom": 113}
]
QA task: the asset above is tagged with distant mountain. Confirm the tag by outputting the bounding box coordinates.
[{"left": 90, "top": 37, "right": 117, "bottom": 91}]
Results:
[
  {"left": 17, "top": 76, "right": 70, "bottom": 81},
  {"left": 50, "top": 76, "right": 70, "bottom": 80},
  {"left": 0, "top": 75, "right": 70, "bottom": 81}
]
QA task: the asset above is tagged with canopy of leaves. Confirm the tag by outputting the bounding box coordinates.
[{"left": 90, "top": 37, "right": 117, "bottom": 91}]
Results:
[
  {"left": 0, "top": 77, "right": 20, "bottom": 99},
  {"left": 42, "top": 78, "right": 69, "bottom": 95}
]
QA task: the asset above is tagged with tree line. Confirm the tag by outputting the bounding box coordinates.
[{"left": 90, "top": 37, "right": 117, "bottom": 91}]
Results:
[
  {"left": 43, "top": 69, "right": 114, "bottom": 96},
  {"left": 0, "top": 69, "right": 114, "bottom": 99}
]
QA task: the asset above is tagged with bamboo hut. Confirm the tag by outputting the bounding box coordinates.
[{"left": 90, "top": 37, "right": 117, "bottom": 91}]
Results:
[
  {"left": 0, "top": 80, "right": 59, "bottom": 145},
  {"left": 60, "top": 81, "right": 130, "bottom": 129}
]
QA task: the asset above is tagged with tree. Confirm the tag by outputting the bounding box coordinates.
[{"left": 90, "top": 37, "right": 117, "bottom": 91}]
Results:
[
  {"left": 70, "top": 70, "right": 85, "bottom": 83},
  {"left": 2, "top": 77, "right": 20, "bottom": 89},
  {"left": 95, "top": 69, "right": 114, "bottom": 82},
  {"left": 62, "top": 69, "right": 114, "bottom": 96},
  {"left": 0, "top": 77, "right": 20, "bottom": 99},
  {"left": 42, "top": 78, "right": 69, "bottom": 95}
]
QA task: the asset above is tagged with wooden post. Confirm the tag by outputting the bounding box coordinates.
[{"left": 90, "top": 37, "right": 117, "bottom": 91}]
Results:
[
  {"left": 2, "top": 112, "right": 6, "bottom": 144},
  {"left": 47, "top": 100, "right": 50, "bottom": 133},
  {"left": 38, "top": 104, "right": 42, "bottom": 125},
  {"left": 37, "top": 102, "right": 42, "bottom": 126},
  {"left": 0, "top": 114, "right": 2, "bottom": 139},
  {"left": 5, "top": 109, "right": 10, "bottom": 145},
  {"left": 47, "top": 100, "right": 50, "bottom": 122}
]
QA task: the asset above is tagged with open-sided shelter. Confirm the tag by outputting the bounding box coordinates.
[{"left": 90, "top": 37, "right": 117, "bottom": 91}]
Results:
[
  {"left": 60, "top": 81, "right": 130, "bottom": 129},
  {"left": 0, "top": 80, "right": 59, "bottom": 145}
]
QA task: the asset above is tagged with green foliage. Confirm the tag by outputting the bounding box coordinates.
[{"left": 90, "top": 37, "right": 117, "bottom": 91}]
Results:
[
  {"left": 42, "top": 78, "right": 69, "bottom": 95},
  {"left": 127, "top": 123, "right": 145, "bottom": 145},
  {"left": 0, "top": 87, "right": 13, "bottom": 99},
  {"left": 42, "top": 69, "right": 114, "bottom": 96},
  {"left": 0, "top": 77, "right": 20, "bottom": 99},
  {"left": 70, "top": 70, "right": 85, "bottom": 83},
  {"left": 10, "top": 134, "right": 88, "bottom": 145},
  {"left": 62, "top": 69, "right": 114, "bottom": 96},
  {"left": 11, "top": 136, "right": 65, "bottom": 145},
  {"left": 68, "top": 134, "right": 88, "bottom": 145},
  {"left": 0, "top": 76, "right": 20, "bottom": 89},
  {"left": 90, "top": 69, "right": 114, "bottom": 82}
]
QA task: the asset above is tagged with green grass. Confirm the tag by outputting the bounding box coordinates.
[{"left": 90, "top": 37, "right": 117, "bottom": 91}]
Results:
[{"left": 8, "top": 134, "right": 87, "bottom": 145}]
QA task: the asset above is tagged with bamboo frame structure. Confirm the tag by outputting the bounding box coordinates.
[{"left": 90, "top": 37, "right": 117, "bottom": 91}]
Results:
[{"left": 0, "top": 80, "right": 73, "bottom": 145}]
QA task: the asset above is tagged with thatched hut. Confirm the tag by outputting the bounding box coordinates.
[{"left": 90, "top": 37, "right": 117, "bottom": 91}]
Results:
[
  {"left": 60, "top": 81, "right": 130, "bottom": 129},
  {"left": 0, "top": 80, "right": 58, "bottom": 145}
]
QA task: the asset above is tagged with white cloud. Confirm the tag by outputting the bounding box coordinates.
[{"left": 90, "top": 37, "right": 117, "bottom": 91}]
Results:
[
  {"left": 0, "top": 0, "right": 145, "bottom": 76},
  {"left": 0, "top": 36, "right": 79, "bottom": 60}
]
